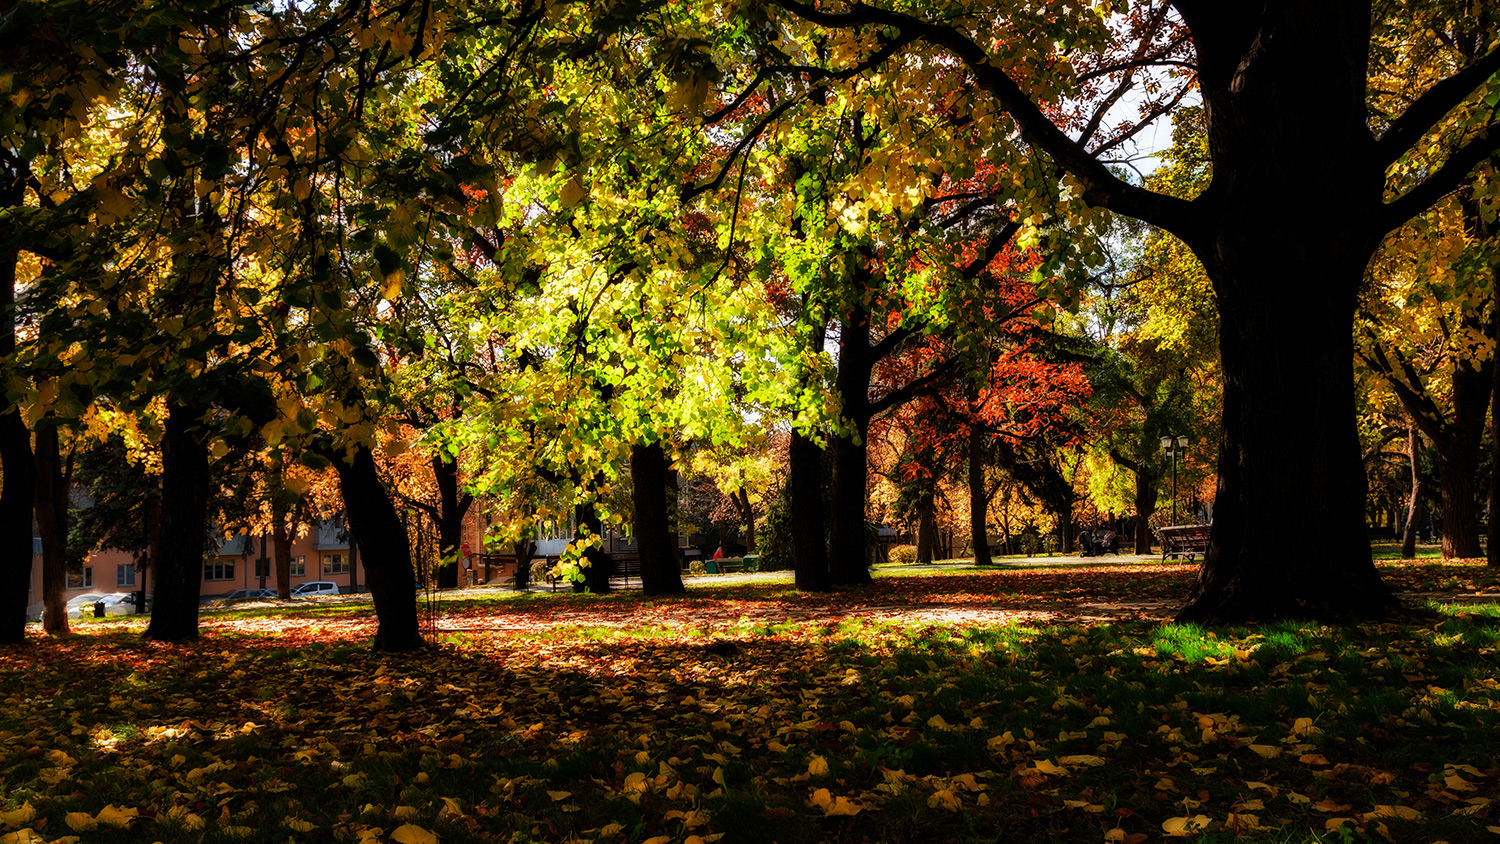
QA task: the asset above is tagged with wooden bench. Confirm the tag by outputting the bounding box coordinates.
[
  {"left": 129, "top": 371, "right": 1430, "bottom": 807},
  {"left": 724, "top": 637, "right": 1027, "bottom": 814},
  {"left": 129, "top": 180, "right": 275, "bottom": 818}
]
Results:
[
  {"left": 705, "top": 556, "right": 746, "bottom": 574},
  {"left": 608, "top": 554, "right": 641, "bottom": 586},
  {"left": 1159, "top": 525, "right": 1210, "bottom": 561}
]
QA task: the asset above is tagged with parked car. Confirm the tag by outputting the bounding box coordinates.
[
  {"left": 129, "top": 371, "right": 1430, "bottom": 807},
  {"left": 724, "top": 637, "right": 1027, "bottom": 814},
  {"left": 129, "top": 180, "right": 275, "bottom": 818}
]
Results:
[
  {"left": 101, "top": 592, "right": 149, "bottom": 616},
  {"left": 220, "top": 589, "right": 276, "bottom": 602},
  {"left": 290, "top": 581, "right": 339, "bottom": 597},
  {"left": 64, "top": 593, "right": 113, "bottom": 619}
]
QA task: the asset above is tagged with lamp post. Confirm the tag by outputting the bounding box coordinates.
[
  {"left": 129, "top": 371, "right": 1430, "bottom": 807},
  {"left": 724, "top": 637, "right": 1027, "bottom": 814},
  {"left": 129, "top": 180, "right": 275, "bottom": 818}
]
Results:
[{"left": 1160, "top": 435, "right": 1189, "bottom": 525}]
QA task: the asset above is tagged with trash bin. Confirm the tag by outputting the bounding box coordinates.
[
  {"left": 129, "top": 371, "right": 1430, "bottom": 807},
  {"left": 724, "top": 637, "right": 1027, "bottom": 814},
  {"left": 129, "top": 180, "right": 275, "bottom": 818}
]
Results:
[{"left": 93, "top": 601, "right": 106, "bottom": 619}]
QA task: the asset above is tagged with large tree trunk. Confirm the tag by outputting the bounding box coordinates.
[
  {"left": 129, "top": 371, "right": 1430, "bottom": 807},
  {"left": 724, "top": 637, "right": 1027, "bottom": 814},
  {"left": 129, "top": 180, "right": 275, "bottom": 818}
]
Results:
[
  {"left": 574, "top": 501, "right": 611, "bottom": 594},
  {"left": 788, "top": 429, "right": 831, "bottom": 591},
  {"left": 632, "top": 441, "right": 684, "bottom": 595},
  {"left": 915, "top": 489, "right": 936, "bottom": 565},
  {"left": 1434, "top": 406, "right": 1485, "bottom": 560},
  {"left": 1132, "top": 468, "right": 1157, "bottom": 555},
  {"left": 735, "top": 488, "right": 757, "bottom": 552},
  {"left": 431, "top": 454, "right": 473, "bottom": 589},
  {"left": 0, "top": 406, "right": 34, "bottom": 644},
  {"left": 35, "top": 419, "right": 69, "bottom": 635},
  {"left": 1171, "top": 6, "right": 1399, "bottom": 622},
  {"left": 968, "top": 428, "right": 992, "bottom": 566},
  {"left": 331, "top": 442, "right": 423, "bottom": 651},
  {"left": 0, "top": 179, "right": 35, "bottom": 644},
  {"left": 828, "top": 305, "right": 874, "bottom": 585},
  {"left": 272, "top": 502, "right": 292, "bottom": 599},
  {"left": 1402, "top": 424, "right": 1425, "bottom": 560},
  {"left": 143, "top": 402, "right": 212, "bottom": 642}
]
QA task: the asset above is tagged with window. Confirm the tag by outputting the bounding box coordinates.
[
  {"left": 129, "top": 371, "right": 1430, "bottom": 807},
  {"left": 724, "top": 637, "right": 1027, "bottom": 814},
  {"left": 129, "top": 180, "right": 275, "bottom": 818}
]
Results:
[
  {"left": 290, "top": 556, "right": 305, "bottom": 576},
  {"left": 204, "top": 560, "right": 235, "bottom": 581},
  {"left": 117, "top": 565, "right": 136, "bottom": 587},
  {"left": 66, "top": 567, "right": 93, "bottom": 589},
  {"left": 323, "top": 554, "right": 349, "bottom": 575}
]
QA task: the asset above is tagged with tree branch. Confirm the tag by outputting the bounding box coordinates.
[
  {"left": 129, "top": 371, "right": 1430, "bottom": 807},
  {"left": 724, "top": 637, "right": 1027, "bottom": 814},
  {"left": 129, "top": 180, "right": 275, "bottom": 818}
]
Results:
[
  {"left": 768, "top": 0, "right": 1200, "bottom": 240},
  {"left": 1375, "top": 43, "right": 1500, "bottom": 168},
  {"left": 1380, "top": 123, "right": 1500, "bottom": 232}
]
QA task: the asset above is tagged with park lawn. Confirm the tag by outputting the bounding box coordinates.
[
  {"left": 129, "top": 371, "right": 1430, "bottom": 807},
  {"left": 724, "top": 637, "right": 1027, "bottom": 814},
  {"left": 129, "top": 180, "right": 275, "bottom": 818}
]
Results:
[{"left": 1, "top": 563, "right": 1498, "bottom": 843}]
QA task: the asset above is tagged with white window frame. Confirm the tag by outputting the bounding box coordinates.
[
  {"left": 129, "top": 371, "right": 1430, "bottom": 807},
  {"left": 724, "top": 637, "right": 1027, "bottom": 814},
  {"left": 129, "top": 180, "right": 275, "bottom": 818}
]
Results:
[
  {"left": 67, "top": 567, "right": 94, "bottom": 589},
  {"left": 204, "top": 560, "right": 235, "bottom": 581},
  {"left": 323, "top": 554, "right": 349, "bottom": 575},
  {"left": 117, "top": 565, "right": 136, "bottom": 587},
  {"left": 289, "top": 555, "right": 306, "bottom": 577}
]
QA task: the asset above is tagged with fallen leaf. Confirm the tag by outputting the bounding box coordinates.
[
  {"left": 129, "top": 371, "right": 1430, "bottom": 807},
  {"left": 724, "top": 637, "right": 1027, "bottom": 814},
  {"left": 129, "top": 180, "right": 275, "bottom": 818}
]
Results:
[
  {"left": 0, "top": 804, "right": 35, "bottom": 828},
  {"left": 1162, "top": 815, "right": 1211, "bottom": 836},
  {"left": 390, "top": 823, "right": 439, "bottom": 844}
]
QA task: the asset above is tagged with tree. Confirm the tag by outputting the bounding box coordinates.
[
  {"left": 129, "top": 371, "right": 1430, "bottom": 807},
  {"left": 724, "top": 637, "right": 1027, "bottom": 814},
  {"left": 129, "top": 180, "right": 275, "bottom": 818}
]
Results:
[{"left": 769, "top": 0, "right": 1500, "bottom": 621}]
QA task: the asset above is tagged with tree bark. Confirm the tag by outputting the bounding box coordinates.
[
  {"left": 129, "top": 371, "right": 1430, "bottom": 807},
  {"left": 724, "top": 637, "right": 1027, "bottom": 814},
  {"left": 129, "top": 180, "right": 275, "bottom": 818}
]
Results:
[
  {"left": 272, "top": 501, "right": 292, "bottom": 599},
  {"left": 574, "top": 500, "right": 611, "bottom": 594},
  {"left": 788, "top": 429, "right": 831, "bottom": 591},
  {"left": 915, "top": 489, "right": 936, "bottom": 565},
  {"left": 330, "top": 441, "right": 423, "bottom": 651},
  {"left": 828, "top": 304, "right": 874, "bottom": 585},
  {"left": 632, "top": 441, "right": 684, "bottom": 595},
  {"left": 735, "top": 488, "right": 757, "bottom": 552},
  {"left": 968, "top": 428, "right": 992, "bottom": 566},
  {"left": 0, "top": 172, "right": 35, "bottom": 643},
  {"left": 1132, "top": 467, "right": 1157, "bottom": 555},
  {"left": 431, "top": 454, "right": 473, "bottom": 589},
  {"left": 34, "top": 419, "right": 69, "bottom": 635},
  {"left": 1402, "top": 423, "right": 1425, "bottom": 560},
  {"left": 143, "top": 402, "right": 212, "bottom": 642}
]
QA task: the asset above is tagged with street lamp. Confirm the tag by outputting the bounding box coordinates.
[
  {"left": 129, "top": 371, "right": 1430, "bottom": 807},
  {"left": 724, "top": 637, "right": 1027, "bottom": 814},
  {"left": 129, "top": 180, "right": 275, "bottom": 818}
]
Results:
[{"left": 1160, "top": 435, "right": 1190, "bottom": 525}]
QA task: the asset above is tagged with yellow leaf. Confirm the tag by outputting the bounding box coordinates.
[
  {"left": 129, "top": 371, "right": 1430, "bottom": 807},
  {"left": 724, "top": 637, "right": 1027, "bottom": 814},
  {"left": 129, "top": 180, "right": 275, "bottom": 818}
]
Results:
[
  {"left": 93, "top": 805, "right": 137, "bottom": 827},
  {"left": 1033, "top": 759, "right": 1068, "bottom": 775},
  {"left": 643, "top": 838, "right": 672, "bottom": 844},
  {"left": 0, "top": 803, "right": 35, "bottom": 828},
  {"left": 547, "top": 791, "right": 572, "bottom": 802},
  {"left": 1299, "top": 754, "right": 1330, "bottom": 765},
  {"left": 0, "top": 830, "right": 43, "bottom": 844},
  {"left": 1291, "top": 717, "right": 1318, "bottom": 735},
  {"left": 926, "top": 714, "right": 953, "bottom": 731},
  {"left": 894, "top": 695, "right": 915, "bottom": 708},
  {"left": 559, "top": 177, "right": 586, "bottom": 208},
  {"left": 1247, "top": 744, "right": 1282, "bottom": 758},
  {"left": 599, "top": 824, "right": 624, "bottom": 836},
  {"left": 381, "top": 268, "right": 406, "bottom": 301},
  {"left": 806, "top": 755, "right": 829, "bottom": 777},
  {"left": 1369, "top": 805, "right": 1420, "bottom": 820},
  {"left": 1162, "top": 815, "right": 1211, "bottom": 836},
  {"left": 284, "top": 818, "right": 316, "bottom": 833},
  {"left": 63, "top": 813, "right": 95, "bottom": 833},
  {"left": 1105, "top": 829, "right": 1126, "bottom": 842},
  {"left": 390, "top": 823, "right": 439, "bottom": 844},
  {"left": 927, "top": 788, "right": 961, "bottom": 811},
  {"left": 1287, "top": 793, "right": 1312, "bottom": 804},
  {"left": 823, "top": 796, "right": 861, "bottom": 816},
  {"left": 1058, "top": 754, "right": 1106, "bottom": 767},
  {"left": 1324, "top": 818, "right": 1356, "bottom": 831}
]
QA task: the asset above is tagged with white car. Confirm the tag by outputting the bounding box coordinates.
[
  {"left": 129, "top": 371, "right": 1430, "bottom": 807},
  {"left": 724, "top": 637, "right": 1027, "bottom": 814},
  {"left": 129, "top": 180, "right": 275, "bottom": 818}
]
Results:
[
  {"left": 64, "top": 593, "right": 112, "bottom": 619},
  {"left": 290, "top": 581, "right": 339, "bottom": 597}
]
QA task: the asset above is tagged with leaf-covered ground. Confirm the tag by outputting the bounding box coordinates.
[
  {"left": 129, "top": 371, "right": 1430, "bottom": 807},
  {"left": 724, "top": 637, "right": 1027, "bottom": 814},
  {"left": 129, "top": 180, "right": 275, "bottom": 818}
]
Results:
[{"left": 3, "top": 561, "right": 1499, "bottom": 843}]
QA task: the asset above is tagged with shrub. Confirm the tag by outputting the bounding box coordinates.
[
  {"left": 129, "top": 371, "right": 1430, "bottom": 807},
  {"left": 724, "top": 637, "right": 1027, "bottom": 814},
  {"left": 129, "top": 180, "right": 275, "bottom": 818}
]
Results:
[
  {"left": 889, "top": 545, "right": 918, "bottom": 566},
  {"left": 688, "top": 559, "right": 707, "bottom": 577}
]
